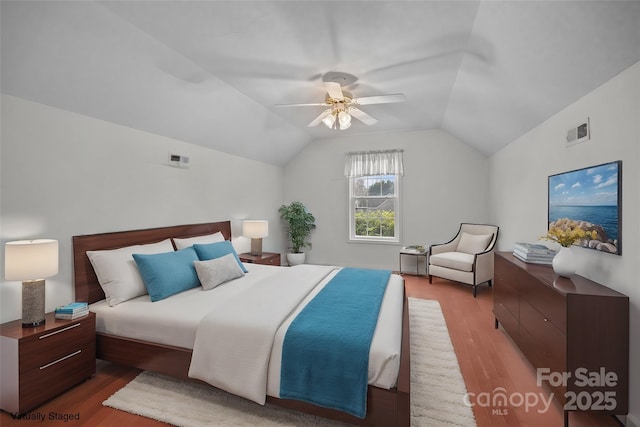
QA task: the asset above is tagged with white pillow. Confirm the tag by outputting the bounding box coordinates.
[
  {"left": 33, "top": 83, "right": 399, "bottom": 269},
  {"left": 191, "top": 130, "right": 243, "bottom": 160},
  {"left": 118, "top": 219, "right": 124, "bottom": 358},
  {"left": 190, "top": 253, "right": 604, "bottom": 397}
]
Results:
[
  {"left": 173, "top": 232, "right": 225, "bottom": 250},
  {"left": 193, "top": 253, "right": 245, "bottom": 291},
  {"left": 456, "top": 232, "right": 493, "bottom": 255},
  {"left": 87, "top": 239, "right": 174, "bottom": 306}
]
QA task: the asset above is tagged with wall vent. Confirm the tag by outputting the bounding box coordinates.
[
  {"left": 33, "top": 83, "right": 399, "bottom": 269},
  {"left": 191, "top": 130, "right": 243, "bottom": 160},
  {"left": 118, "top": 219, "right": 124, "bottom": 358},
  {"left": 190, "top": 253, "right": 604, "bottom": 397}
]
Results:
[
  {"left": 167, "top": 153, "right": 190, "bottom": 168},
  {"left": 566, "top": 118, "right": 590, "bottom": 147}
]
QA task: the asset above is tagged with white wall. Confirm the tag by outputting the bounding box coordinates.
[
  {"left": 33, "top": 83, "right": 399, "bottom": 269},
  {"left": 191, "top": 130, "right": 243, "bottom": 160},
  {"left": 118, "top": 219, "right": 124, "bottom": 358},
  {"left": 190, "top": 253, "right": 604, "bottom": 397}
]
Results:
[
  {"left": 283, "top": 129, "right": 490, "bottom": 271},
  {"left": 0, "top": 95, "right": 285, "bottom": 323},
  {"left": 489, "top": 62, "right": 640, "bottom": 426}
]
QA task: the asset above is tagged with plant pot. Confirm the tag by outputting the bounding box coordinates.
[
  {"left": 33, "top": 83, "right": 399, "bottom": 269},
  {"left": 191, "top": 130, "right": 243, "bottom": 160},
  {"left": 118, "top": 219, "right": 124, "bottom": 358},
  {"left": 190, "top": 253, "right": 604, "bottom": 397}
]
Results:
[
  {"left": 552, "top": 246, "right": 576, "bottom": 277},
  {"left": 286, "top": 253, "right": 306, "bottom": 266}
]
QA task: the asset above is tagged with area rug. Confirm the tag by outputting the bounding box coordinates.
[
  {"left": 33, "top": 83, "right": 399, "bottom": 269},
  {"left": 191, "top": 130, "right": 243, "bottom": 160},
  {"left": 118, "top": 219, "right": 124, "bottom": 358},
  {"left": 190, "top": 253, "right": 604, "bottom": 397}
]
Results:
[{"left": 103, "top": 297, "right": 476, "bottom": 426}]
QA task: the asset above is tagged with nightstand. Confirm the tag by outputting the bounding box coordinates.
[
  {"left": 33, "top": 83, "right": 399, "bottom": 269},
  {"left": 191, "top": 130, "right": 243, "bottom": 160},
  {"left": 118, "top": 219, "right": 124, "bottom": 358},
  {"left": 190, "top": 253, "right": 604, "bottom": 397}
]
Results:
[
  {"left": 238, "top": 252, "right": 281, "bottom": 266},
  {"left": 0, "top": 312, "right": 96, "bottom": 415}
]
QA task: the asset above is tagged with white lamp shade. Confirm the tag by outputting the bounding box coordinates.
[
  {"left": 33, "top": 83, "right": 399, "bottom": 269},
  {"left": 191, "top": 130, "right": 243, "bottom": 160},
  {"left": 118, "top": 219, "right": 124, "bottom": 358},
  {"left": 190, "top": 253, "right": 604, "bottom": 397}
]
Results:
[
  {"left": 242, "top": 220, "right": 269, "bottom": 238},
  {"left": 5, "top": 239, "right": 59, "bottom": 280}
]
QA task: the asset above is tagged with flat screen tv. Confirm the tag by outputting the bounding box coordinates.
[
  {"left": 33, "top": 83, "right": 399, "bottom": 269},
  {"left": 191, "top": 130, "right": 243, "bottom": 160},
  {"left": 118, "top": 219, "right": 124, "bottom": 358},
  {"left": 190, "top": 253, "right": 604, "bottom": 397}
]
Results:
[{"left": 548, "top": 160, "right": 621, "bottom": 255}]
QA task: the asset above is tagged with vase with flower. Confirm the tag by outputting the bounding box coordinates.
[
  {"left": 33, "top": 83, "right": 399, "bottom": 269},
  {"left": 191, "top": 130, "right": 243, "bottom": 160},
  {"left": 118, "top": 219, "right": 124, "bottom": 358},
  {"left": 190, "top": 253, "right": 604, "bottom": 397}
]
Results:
[{"left": 541, "top": 218, "right": 598, "bottom": 277}]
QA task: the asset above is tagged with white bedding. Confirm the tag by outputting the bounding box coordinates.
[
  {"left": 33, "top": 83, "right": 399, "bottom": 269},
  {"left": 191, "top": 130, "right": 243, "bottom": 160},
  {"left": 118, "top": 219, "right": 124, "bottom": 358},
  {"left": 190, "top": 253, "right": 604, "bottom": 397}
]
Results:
[{"left": 90, "top": 263, "right": 404, "bottom": 399}]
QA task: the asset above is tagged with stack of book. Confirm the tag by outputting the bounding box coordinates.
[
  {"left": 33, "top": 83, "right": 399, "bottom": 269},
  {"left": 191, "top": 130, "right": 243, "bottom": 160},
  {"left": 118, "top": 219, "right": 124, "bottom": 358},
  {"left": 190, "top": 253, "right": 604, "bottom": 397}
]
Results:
[
  {"left": 513, "top": 243, "right": 557, "bottom": 265},
  {"left": 54, "top": 302, "right": 89, "bottom": 320}
]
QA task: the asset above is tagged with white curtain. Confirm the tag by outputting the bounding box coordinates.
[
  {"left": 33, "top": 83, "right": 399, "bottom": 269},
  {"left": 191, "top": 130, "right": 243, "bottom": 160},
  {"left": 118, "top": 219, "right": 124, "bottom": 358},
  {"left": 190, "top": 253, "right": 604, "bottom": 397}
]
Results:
[{"left": 344, "top": 149, "right": 404, "bottom": 178}]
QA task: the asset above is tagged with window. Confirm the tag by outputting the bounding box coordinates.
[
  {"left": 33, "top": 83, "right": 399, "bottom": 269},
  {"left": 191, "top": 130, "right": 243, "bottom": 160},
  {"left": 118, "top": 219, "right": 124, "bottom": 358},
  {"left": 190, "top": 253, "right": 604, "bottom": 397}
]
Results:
[
  {"left": 345, "top": 149, "right": 403, "bottom": 243},
  {"left": 349, "top": 174, "right": 400, "bottom": 242}
]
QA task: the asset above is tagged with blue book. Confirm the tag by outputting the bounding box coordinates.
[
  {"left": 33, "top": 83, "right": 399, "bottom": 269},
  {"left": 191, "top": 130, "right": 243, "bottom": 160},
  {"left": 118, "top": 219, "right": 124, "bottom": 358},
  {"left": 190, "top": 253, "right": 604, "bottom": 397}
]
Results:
[{"left": 55, "top": 302, "right": 88, "bottom": 314}]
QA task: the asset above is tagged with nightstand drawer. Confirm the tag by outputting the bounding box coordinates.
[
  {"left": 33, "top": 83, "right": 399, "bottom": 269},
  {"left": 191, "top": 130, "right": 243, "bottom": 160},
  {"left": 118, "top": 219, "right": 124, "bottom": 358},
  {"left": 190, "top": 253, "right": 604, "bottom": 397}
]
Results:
[
  {"left": 262, "top": 255, "right": 280, "bottom": 265},
  {"left": 239, "top": 252, "right": 281, "bottom": 266},
  {"left": 19, "top": 317, "right": 95, "bottom": 374},
  {"left": 19, "top": 341, "right": 96, "bottom": 414}
]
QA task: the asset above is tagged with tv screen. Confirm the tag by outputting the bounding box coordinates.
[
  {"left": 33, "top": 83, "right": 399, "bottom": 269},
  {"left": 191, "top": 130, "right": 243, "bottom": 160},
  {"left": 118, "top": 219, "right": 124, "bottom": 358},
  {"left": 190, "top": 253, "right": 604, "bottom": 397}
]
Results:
[{"left": 548, "top": 160, "right": 621, "bottom": 255}]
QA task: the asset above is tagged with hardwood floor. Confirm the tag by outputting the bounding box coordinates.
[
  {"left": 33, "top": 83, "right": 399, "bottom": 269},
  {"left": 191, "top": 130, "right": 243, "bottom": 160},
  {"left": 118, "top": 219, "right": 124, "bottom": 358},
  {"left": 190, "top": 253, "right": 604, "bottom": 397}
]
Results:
[
  {"left": 0, "top": 274, "right": 621, "bottom": 427},
  {"left": 405, "top": 275, "right": 619, "bottom": 427}
]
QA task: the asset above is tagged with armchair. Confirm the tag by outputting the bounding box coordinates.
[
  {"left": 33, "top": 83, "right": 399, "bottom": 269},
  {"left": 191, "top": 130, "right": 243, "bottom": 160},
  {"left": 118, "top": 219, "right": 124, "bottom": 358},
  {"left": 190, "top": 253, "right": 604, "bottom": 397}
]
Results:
[{"left": 428, "top": 223, "right": 499, "bottom": 297}]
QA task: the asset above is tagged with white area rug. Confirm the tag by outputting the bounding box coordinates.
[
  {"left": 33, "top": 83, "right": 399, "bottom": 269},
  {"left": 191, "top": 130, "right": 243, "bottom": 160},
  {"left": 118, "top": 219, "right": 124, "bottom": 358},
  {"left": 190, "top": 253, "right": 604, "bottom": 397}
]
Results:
[{"left": 103, "top": 297, "right": 476, "bottom": 426}]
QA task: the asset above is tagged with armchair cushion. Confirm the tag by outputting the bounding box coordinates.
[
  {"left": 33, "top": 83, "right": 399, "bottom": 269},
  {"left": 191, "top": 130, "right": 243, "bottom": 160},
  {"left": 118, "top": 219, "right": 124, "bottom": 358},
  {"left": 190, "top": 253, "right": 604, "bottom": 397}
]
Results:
[
  {"left": 429, "top": 252, "right": 475, "bottom": 272},
  {"left": 456, "top": 232, "right": 493, "bottom": 255}
]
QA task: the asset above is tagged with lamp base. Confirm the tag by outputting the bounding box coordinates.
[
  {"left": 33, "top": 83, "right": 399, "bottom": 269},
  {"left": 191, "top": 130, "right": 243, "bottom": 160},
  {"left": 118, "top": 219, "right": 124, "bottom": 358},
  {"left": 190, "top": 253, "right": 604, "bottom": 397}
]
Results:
[
  {"left": 250, "top": 238, "right": 263, "bottom": 256},
  {"left": 22, "top": 319, "right": 46, "bottom": 328},
  {"left": 22, "top": 279, "right": 46, "bottom": 328}
]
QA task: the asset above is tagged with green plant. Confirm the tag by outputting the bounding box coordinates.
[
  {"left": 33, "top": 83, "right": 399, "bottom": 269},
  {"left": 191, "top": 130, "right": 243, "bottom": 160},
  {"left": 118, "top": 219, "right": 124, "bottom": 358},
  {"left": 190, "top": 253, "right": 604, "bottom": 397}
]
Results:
[
  {"left": 355, "top": 210, "right": 395, "bottom": 237},
  {"left": 278, "top": 201, "right": 316, "bottom": 253}
]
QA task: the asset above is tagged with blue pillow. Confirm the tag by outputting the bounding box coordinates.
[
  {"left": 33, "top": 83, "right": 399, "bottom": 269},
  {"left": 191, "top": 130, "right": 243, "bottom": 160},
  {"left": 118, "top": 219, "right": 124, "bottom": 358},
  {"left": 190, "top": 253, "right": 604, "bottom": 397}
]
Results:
[
  {"left": 193, "top": 241, "right": 248, "bottom": 273},
  {"left": 133, "top": 247, "right": 201, "bottom": 302}
]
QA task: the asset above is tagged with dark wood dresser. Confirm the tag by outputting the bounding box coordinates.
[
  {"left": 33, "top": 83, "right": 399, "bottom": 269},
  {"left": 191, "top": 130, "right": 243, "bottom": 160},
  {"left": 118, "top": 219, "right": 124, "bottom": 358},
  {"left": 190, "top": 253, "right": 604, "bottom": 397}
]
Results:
[
  {"left": 0, "top": 312, "right": 96, "bottom": 415},
  {"left": 493, "top": 252, "right": 628, "bottom": 424}
]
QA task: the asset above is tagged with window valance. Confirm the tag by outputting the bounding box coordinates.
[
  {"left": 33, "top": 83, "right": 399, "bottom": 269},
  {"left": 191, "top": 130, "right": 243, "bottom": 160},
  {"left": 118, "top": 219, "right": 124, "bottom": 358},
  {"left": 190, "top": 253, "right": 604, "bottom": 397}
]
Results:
[{"left": 344, "top": 149, "right": 404, "bottom": 178}]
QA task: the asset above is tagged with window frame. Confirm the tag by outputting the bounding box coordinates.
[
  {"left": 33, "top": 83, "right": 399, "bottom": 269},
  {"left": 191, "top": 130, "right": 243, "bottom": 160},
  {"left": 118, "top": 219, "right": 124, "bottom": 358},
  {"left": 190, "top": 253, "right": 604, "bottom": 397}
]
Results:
[{"left": 348, "top": 174, "right": 401, "bottom": 244}]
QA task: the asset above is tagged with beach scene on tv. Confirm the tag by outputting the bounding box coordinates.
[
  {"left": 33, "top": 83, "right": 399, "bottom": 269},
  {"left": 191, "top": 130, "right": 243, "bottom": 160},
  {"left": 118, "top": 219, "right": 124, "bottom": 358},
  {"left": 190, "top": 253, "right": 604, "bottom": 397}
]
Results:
[{"left": 548, "top": 161, "right": 620, "bottom": 254}]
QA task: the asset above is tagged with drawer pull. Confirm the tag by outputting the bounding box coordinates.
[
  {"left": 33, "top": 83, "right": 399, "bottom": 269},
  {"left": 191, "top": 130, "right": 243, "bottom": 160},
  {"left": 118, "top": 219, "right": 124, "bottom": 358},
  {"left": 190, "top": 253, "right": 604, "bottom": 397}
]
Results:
[
  {"left": 40, "top": 350, "right": 82, "bottom": 370},
  {"left": 39, "top": 323, "right": 81, "bottom": 339},
  {"left": 543, "top": 317, "right": 549, "bottom": 322}
]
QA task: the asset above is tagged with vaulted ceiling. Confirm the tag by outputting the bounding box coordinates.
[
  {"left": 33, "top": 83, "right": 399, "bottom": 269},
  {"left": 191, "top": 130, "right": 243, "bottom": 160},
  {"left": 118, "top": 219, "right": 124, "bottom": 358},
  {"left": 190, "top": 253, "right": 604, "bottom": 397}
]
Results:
[{"left": 2, "top": 1, "right": 639, "bottom": 166}]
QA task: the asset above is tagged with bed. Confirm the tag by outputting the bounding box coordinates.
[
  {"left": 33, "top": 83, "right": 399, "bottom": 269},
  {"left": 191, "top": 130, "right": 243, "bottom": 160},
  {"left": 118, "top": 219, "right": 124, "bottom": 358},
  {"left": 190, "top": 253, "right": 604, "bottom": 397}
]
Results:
[{"left": 73, "top": 221, "right": 411, "bottom": 426}]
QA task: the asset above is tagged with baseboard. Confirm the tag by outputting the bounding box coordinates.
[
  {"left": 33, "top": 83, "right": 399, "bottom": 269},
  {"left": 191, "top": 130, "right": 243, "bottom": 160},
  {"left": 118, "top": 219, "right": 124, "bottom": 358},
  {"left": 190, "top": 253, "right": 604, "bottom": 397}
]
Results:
[{"left": 616, "top": 414, "right": 640, "bottom": 427}]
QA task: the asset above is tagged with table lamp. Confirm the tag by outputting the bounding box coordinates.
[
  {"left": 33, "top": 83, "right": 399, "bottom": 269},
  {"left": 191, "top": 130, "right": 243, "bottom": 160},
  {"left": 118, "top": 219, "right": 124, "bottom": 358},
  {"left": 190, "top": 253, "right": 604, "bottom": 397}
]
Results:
[
  {"left": 4, "top": 239, "right": 59, "bottom": 327},
  {"left": 242, "top": 220, "right": 269, "bottom": 256}
]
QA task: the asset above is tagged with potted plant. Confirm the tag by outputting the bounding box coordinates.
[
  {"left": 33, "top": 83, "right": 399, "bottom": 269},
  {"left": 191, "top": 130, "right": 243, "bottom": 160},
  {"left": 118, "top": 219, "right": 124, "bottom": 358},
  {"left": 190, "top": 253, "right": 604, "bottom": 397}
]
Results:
[
  {"left": 278, "top": 201, "right": 316, "bottom": 266},
  {"left": 541, "top": 218, "right": 597, "bottom": 277}
]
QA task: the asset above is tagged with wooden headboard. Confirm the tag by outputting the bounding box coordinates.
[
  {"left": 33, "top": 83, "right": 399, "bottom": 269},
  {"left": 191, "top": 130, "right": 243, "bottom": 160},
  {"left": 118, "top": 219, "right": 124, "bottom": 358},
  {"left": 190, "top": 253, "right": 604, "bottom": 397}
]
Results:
[{"left": 73, "top": 221, "right": 232, "bottom": 304}]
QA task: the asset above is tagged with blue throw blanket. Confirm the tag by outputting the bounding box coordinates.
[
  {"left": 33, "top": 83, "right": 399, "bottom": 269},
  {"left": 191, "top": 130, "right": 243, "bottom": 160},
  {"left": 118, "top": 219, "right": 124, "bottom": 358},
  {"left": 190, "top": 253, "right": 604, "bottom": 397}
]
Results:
[{"left": 280, "top": 267, "right": 391, "bottom": 418}]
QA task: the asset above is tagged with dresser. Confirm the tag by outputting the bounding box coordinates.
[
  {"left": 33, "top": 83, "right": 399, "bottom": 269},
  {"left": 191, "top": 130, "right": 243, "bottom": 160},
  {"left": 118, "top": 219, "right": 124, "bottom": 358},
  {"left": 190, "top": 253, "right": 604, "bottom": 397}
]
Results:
[
  {"left": 0, "top": 312, "right": 96, "bottom": 415},
  {"left": 493, "top": 252, "right": 628, "bottom": 424}
]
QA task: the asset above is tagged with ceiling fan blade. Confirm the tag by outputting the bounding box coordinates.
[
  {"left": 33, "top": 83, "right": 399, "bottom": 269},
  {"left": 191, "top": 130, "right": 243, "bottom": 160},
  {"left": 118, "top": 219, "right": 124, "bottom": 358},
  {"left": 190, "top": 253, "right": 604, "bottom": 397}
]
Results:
[
  {"left": 324, "top": 81, "right": 344, "bottom": 100},
  {"left": 274, "top": 102, "right": 329, "bottom": 107},
  {"left": 308, "top": 109, "right": 332, "bottom": 127},
  {"left": 352, "top": 93, "right": 406, "bottom": 105},
  {"left": 349, "top": 107, "right": 378, "bottom": 125}
]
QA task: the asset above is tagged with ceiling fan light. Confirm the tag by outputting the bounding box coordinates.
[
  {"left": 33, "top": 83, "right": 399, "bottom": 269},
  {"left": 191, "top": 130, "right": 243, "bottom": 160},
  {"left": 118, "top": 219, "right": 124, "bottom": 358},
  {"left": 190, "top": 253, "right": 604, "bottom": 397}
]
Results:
[
  {"left": 338, "top": 111, "right": 351, "bottom": 127},
  {"left": 322, "top": 113, "right": 336, "bottom": 128}
]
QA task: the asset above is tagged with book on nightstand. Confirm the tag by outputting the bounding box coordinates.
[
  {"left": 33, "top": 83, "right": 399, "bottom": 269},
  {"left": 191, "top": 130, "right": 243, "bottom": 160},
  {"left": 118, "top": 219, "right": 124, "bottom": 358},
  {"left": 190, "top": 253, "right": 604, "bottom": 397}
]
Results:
[{"left": 55, "top": 302, "right": 89, "bottom": 320}]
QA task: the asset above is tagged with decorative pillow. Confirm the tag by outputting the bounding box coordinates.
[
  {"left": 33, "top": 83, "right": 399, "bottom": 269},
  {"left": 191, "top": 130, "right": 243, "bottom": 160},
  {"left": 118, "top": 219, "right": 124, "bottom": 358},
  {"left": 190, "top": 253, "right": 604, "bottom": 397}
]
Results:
[
  {"left": 193, "top": 241, "right": 248, "bottom": 273},
  {"left": 173, "top": 232, "right": 225, "bottom": 250},
  {"left": 456, "top": 232, "right": 493, "bottom": 255},
  {"left": 132, "top": 247, "right": 200, "bottom": 302},
  {"left": 86, "top": 239, "right": 174, "bottom": 306},
  {"left": 193, "top": 253, "right": 245, "bottom": 291}
]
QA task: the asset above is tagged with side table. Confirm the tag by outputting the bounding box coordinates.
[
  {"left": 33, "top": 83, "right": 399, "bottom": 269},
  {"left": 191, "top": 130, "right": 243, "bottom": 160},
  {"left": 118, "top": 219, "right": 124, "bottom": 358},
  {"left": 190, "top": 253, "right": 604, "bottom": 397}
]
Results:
[
  {"left": 238, "top": 252, "right": 281, "bottom": 266},
  {"left": 0, "top": 312, "right": 96, "bottom": 415},
  {"left": 399, "top": 249, "right": 428, "bottom": 276}
]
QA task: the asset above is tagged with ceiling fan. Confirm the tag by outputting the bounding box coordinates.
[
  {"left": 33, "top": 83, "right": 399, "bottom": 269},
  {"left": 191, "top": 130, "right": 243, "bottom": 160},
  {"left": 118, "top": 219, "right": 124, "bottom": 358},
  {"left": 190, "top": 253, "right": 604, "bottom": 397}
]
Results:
[{"left": 275, "top": 72, "right": 406, "bottom": 130}]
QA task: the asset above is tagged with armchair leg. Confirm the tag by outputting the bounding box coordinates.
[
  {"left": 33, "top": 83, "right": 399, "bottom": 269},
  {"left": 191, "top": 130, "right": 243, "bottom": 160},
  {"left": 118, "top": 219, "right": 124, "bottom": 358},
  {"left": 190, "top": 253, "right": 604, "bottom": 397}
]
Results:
[
  {"left": 488, "top": 279, "right": 492, "bottom": 287},
  {"left": 473, "top": 284, "right": 477, "bottom": 298},
  {"left": 428, "top": 275, "right": 432, "bottom": 284}
]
